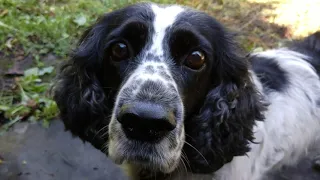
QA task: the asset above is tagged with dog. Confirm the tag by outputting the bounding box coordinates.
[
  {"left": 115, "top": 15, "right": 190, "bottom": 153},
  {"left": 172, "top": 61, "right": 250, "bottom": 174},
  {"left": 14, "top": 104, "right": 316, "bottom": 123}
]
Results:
[{"left": 52, "top": 2, "right": 320, "bottom": 180}]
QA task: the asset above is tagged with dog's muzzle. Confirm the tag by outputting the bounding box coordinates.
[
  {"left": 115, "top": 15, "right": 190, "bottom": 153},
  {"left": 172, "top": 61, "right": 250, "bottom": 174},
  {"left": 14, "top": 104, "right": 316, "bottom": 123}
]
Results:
[{"left": 108, "top": 62, "right": 185, "bottom": 173}]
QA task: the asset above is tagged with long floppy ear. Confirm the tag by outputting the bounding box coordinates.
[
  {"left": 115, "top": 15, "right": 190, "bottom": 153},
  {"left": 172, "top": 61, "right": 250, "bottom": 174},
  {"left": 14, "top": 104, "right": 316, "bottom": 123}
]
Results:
[
  {"left": 52, "top": 17, "right": 113, "bottom": 150},
  {"left": 52, "top": 3, "right": 153, "bottom": 151},
  {"left": 184, "top": 31, "right": 267, "bottom": 173}
]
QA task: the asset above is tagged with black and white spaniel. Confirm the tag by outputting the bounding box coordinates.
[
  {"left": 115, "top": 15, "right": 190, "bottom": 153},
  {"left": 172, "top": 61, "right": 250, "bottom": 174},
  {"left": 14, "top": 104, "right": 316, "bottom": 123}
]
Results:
[{"left": 52, "top": 2, "right": 320, "bottom": 180}]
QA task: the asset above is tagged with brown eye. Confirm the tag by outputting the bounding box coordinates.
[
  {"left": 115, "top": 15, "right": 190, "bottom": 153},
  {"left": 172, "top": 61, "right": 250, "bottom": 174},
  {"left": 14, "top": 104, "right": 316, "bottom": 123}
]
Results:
[
  {"left": 185, "top": 50, "right": 205, "bottom": 70},
  {"left": 110, "top": 42, "right": 129, "bottom": 61}
]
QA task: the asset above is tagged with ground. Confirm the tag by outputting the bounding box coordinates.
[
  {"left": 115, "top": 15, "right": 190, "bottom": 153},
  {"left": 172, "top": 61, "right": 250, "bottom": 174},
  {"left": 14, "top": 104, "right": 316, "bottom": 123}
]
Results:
[
  {"left": 0, "top": 119, "right": 320, "bottom": 179},
  {"left": 0, "top": 0, "right": 320, "bottom": 179},
  {"left": 0, "top": 119, "right": 128, "bottom": 180}
]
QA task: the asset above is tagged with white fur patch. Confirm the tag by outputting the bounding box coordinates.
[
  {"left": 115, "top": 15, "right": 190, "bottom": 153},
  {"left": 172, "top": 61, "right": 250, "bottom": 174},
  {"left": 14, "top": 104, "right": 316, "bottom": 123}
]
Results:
[{"left": 149, "top": 4, "right": 184, "bottom": 56}]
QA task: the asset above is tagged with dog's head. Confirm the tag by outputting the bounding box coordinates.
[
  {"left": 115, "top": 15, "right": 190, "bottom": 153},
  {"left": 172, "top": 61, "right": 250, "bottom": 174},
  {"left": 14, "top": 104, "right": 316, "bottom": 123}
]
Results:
[{"left": 53, "top": 2, "right": 266, "bottom": 176}]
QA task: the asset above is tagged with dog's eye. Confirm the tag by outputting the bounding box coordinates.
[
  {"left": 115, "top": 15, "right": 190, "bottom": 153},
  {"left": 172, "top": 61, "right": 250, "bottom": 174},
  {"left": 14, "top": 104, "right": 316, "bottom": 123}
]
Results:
[
  {"left": 185, "top": 51, "right": 205, "bottom": 70},
  {"left": 110, "top": 42, "right": 129, "bottom": 61}
]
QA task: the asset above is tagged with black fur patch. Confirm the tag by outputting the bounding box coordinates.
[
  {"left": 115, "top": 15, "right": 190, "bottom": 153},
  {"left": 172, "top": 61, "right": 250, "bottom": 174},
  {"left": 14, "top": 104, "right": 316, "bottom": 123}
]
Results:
[
  {"left": 290, "top": 31, "right": 320, "bottom": 76},
  {"left": 250, "top": 55, "right": 289, "bottom": 93}
]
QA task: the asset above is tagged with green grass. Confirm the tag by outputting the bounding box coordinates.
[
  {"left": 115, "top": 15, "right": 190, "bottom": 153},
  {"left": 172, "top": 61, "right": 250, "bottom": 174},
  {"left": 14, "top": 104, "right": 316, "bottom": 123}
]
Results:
[{"left": 0, "top": 0, "right": 110, "bottom": 57}]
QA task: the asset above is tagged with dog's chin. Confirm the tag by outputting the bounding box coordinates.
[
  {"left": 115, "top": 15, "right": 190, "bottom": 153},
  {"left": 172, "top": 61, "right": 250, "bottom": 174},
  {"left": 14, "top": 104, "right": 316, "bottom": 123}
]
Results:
[
  {"left": 108, "top": 137, "right": 182, "bottom": 174},
  {"left": 108, "top": 123, "right": 185, "bottom": 174}
]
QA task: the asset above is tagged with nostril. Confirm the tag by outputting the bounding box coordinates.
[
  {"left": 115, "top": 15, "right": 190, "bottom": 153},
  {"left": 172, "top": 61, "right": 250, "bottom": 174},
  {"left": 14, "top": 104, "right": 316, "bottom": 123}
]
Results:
[
  {"left": 121, "top": 124, "right": 167, "bottom": 142},
  {"left": 117, "top": 112, "right": 140, "bottom": 127},
  {"left": 117, "top": 102, "right": 176, "bottom": 142},
  {"left": 119, "top": 113, "right": 175, "bottom": 131}
]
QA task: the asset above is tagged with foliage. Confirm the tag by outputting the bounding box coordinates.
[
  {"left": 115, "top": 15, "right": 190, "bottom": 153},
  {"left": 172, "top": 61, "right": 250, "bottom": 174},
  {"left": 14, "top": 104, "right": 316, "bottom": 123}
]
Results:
[{"left": 0, "top": 66, "right": 58, "bottom": 133}]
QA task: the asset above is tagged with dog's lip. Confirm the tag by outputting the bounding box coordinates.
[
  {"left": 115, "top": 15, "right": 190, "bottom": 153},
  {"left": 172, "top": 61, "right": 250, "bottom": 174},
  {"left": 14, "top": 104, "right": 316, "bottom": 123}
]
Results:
[
  {"left": 116, "top": 147, "right": 157, "bottom": 163},
  {"left": 110, "top": 142, "right": 164, "bottom": 167}
]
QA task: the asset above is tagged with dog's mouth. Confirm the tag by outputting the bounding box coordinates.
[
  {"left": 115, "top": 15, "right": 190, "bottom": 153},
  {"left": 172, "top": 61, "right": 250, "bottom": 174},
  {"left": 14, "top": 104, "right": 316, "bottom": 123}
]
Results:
[
  {"left": 108, "top": 114, "right": 185, "bottom": 174},
  {"left": 109, "top": 139, "right": 175, "bottom": 171}
]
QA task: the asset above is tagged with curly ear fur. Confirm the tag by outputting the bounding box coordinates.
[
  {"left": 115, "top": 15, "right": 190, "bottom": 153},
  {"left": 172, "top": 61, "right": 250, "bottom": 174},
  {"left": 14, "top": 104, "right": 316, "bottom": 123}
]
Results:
[
  {"left": 184, "top": 32, "right": 267, "bottom": 173},
  {"left": 52, "top": 19, "right": 113, "bottom": 150},
  {"left": 52, "top": 6, "right": 152, "bottom": 150}
]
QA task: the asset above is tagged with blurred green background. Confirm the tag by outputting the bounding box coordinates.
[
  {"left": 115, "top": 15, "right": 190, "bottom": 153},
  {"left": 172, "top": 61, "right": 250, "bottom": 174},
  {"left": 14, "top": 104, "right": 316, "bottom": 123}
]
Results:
[{"left": 0, "top": 0, "right": 319, "bottom": 132}]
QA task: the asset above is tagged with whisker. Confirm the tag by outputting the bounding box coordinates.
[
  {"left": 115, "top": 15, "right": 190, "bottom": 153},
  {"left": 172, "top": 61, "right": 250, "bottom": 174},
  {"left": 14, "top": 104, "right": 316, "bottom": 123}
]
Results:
[
  {"left": 100, "top": 130, "right": 110, "bottom": 138},
  {"left": 176, "top": 161, "right": 182, "bottom": 180},
  {"left": 181, "top": 150, "right": 191, "bottom": 170},
  {"left": 180, "top": 156, "right": 188, "bottom": 175},
  {"left": 93, "top": 125, "right": 109, "bottom": 139},
  {"left": 92, "top": 115, "right": 113, "bottom": 140},
  {"left": 185, "top": 133, "right": 197, "bottom": 142},
  {"left": 180, "top": 152, "right": 194, "bottom": 180},
  {"left": 183, "top": 141, "right": 209, "bottom": 165},
  {"left": 101, "top": 142, "right": 109, "bottom": 154}
]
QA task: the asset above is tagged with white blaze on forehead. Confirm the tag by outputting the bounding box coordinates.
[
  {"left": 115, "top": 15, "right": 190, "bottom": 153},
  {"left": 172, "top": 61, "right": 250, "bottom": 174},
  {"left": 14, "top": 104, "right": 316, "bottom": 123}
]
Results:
[{"left": 150, "top": 4, "right": 184, "bottom": 56}]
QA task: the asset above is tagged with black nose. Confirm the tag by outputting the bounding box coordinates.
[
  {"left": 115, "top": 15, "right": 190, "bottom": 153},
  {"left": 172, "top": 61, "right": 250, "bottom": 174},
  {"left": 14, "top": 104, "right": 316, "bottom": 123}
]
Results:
[{"left": 117, "top": 102, "right": 176, "bottom": 142}]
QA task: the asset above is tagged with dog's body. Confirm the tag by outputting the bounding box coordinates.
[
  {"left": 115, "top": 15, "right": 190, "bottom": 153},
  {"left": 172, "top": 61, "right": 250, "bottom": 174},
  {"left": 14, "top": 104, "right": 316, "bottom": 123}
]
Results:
[
  {"left": 52, "top": 2, "right": 320, "bottom": 180},
  {"left": 215, "top": 48, "right": 320, "bottom": 180}
]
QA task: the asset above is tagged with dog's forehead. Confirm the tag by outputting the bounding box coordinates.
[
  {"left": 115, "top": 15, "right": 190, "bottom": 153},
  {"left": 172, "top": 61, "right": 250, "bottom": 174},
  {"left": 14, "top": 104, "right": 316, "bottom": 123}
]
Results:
[{"left": 148, "top": 4, "right": 185, "bottom": 56}]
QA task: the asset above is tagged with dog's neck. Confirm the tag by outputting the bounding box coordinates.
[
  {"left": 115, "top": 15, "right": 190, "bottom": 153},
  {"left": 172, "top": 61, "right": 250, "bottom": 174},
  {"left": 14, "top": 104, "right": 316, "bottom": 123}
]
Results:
[{"left": 120, "top": 163, "right": 213, "bottom": 180}]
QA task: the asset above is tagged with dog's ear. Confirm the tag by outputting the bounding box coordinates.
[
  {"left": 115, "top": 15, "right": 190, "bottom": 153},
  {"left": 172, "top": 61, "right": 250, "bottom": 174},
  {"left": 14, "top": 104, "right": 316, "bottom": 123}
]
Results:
[
  {"left": 52, "top": 3, "right": 153, "bottom": 151},
  {"left": 52, "top": 16, "right": 114, "bottom": 149},
  {"left": 184, "top": 31, "right": 267, "bottom": 173},
  {"left": 290, "top": 31, "right": 320, "bottom": 56}
]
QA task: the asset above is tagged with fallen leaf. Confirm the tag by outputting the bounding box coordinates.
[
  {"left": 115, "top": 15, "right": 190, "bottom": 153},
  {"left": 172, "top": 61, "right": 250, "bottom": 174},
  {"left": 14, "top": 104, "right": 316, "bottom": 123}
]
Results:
[
  {"left": 5, "top": 38, "right": 14, "bottom": 49},
  {"left": 26, "top": 99, "right": 37, "bottom": 108},
  {"left": 0, "top": 9, "right": 8, "bottom": 17},
  {"left": 24, "top": 67, "right": 39, "bottom": 77},
  {"left": 38, "top": 66, "right": 54, "bottom": 76},
  {"left": 73, "top": 15, "right": 87, "bottom": 26},
  {"left": 0, "top": 105, "right": 10, "bottom": 111}
]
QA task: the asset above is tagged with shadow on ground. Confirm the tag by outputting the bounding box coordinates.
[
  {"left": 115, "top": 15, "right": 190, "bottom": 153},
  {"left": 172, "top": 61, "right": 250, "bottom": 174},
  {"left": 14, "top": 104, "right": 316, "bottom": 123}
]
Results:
[{"left": 0, "top": 119, "right": 128, "bottom": 180}]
